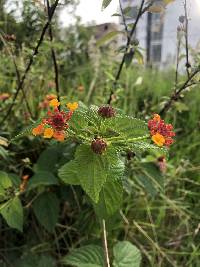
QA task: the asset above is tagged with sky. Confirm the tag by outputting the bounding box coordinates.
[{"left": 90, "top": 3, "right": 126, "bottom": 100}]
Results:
[{"left": 60, "top": 0, "right": 119, "bottom": 26}]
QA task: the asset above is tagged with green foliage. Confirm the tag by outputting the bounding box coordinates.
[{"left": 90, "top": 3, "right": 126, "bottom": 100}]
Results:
[
  {"left": 62, "top": 245, "right": 104, "bottom": 267},
  {"left": 62, "top": 241, "right": 141, "bottom": 267},
  {"left": 59, "top": 145, "right": 124, "bottom": 203},
  {"left": 113, "top": 241, "right": 141, "bottom": 267},
  {"left": 0, "top": 197, "right": 23, "bottom": 232},
  {"left": 33, "top": 192, "right": 60, "bottom": 233},
  {"left": 94, "top": 179, "right": 123, "bottom": 219},
  {"left": 27, "top": 171, "right": 59, "bottom": 190}
]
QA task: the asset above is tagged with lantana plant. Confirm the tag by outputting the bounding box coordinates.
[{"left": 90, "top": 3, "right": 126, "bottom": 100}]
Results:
[{"left": 17, "top": 97, "right": 175, "bottom": 215}]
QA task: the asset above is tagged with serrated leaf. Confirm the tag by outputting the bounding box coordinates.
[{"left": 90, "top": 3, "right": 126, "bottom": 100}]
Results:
[
  {"left": 73, "top": 145, "right": 109, "bottom": 203},
  {"left": 33, "top": 192, "right": 59, "bottom": 233},
  {"left": 0, "top": 197, "right": 23, "bottom": 232},
  {"left": 113, "top": 241, "right": 141, "bottom": 267},
  {"left": 107, "top": 116, "right": 148, "bottom": 139},
  {"left": 131, "top": 141, "right": 168, "bottom": 156},
  {"left": 59, "top": 145, "right": 124, "bottom": 203},
  {"left": 94, "top": 179, "right": 123, "bottom": 219},
  {"left": 101, "top": 0, "right": 112, "bottom": 10},
  {"left": 96, "top": 31, "right": 124, "bottom": 47},
  {"left": 62, "top": 245, "right": 104, "bottom": 267},
  {"left": 27, "top": 171, "right": 58, "bottom": 190},
  {"left": 58, "top": 160, "right": 80, "bottom": 185}
]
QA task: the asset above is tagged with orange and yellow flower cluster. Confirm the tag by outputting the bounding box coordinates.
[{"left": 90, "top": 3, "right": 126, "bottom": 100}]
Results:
[
  {"left": 32, "top": 98, "right": 78, "bottom": 142},
  {"left": 38, "top": 94, "right": 57, "bottom": 109},
  {"left": 148, "top": 114, "right": 175, "bottom": 147}
]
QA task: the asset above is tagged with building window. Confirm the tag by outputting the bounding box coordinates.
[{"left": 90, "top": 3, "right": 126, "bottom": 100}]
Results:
[
  {"left": 151, "top": 13, "right": 164, "bottom": 42},
  {"left": 151, "top": 44, "right": 162, "bottom": 62}
]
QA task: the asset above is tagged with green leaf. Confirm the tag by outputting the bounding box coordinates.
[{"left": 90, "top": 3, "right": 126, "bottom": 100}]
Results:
[
  {"left": 125, "top": 50, "right": 135, "bottom": 68},
  {"left": 113, "top": 241, "right": 141, "bottom": 267},
  {"left": 135, "top": 49, "right": 144, "bottom": 65},
  {"left": 73, "top": 145, "right": 109, "bottom": 203},
  {"left": 33, "top": 192, "right": 59, "bottom": 233},
  {"left": 94, "top": 179, "right": 123, "bottom": 219},
  {"left": 107, "top": 115, "right": 148, "bottom": 139},
  {"left": 16, "top": 253, "right": 56, "bottom": 267},
  {"left": 58, "top": 160, "right": 80, "bottom": 185},
  {"left": 27, "top": 171, "right": 58, "bottom": 190},
  {"left": 131, "top": 142, "right": 168, "bottom": 156},
  {"left": 0, "top": 171, "right": 12, "bottom": 188},
  {"left": 102, "top": 0, "right": 113, "bottom": 10},
  {"left": 136, "top": 162, "right": 164, "bottom": 197},
  {"left": 34, "top": 145, "right": 62, "bottom": 172},
  {"left": 0, "top": 197, "right": 23, "bottom": 232},
  {"left": 96, "top": 31, "right": 124, "bottom": 46},
  {"left": 62, "top": 245, "right": 104, "bottom": 267}
]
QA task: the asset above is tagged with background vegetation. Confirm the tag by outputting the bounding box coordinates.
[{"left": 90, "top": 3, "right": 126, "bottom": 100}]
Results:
[{"left": 0, "top": 1, "right": 200, "bottom": 266}]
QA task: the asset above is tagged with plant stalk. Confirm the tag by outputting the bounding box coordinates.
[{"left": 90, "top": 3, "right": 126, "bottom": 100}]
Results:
[{"left": 102, "top": 219, "right": 111, "bottom": 267}]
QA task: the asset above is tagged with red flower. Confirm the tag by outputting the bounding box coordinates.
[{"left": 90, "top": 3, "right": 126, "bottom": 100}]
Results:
[{"left": 148, "top": 114, "right": 175, "bottom": 147}]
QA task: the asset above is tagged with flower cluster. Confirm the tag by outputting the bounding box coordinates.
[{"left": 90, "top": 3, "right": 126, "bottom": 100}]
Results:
[
  {"left": 0, "top": 93, "right": 10, "bottom": 101},
  {"left": 39, "top": 94, "right": 57, "bottom": 109},
  {"left": 98, "top": 105, "right": 116, "bottom": 118},
  {"left": 148, "top": 114, "right": 175, "bottom": 147},
  {"left": 91, "top": 138, "right": 107, "bottom": 154},
  {"left": 32, "top": 98, "right": 78, "bottom": 142}
]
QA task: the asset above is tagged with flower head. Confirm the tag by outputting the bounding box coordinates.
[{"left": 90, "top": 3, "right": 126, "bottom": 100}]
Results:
[
  {"left": 98, "top": 105, "right": 116, "bottom": 118},
  {"left": 66, "top": 102, "right": 78, "bottom": 111},
  {"left": 91, "top": 138, "right": 107, "bottom": 154},
  {"left": 152, "top": 133, "right": 165, "bottom": 147},
  {"left": 148, "top": 114, "right": 175, "bottom": 147},
  {"left": 32, "top": 124, "right": 44, "bottom": 136},
  {"left": 53, "top": 131, "right": 65, "bottom": 142},
  {"left": 49, "top": 98, "right": 60, "bottom": 108},
  {"left": 0, "top": 93, "right": 10, "bottom": 101},
  {"left": 43, "top": 128, "right": 54, "bottom": 138}
]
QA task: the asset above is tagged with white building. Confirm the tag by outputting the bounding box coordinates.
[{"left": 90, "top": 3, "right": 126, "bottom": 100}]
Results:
[{"left": 121, "top": 0, "right": 200, "bottom": 67}]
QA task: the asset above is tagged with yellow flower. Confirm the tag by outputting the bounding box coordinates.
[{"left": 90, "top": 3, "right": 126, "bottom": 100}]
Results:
[
  {"left": 49, "top": 98, "right": 60, "bottom": 107},
  {"left": 153, "top": 114, "right": 161, "bottom": 122},
  {"left": 66, "top": 102, "right": 78, "bottom": 111},
  {"left": 152, "top": 133, "right": 165, "bottom": 147},
  {"left": 32, "top": 124, "right": 44, "bottom": 136},
  {"left": 43, "top": 128, "right": 54, "bottom": 138}
]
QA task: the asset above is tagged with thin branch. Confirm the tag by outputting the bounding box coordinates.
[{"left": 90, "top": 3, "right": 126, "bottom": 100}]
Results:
[
  {"left": 159, "top": 67, "right": 200, "bottom": 115},
  {"left": 102, "top": 219, "right": 111, "bottom": 267},
  {"left": 0, "top": 32, "right": 34, "bottom": 117},
  {"left": 184, "top": 0, "right": 190, "bottom": 78},
  {"left": 119, "top": 0, "right": 128, "bottom": 36},
  {"left": 0, "top": 0, "right": 60, "bottom": 124},
  {"left": 46, "top": 0, "right": 60, "bottom": 102},
  {"left": 175, "top": 30, "right": 181, "bottom": 87},
  {"left": 107, "top": 0, "right": 146, "bottom": 104}
]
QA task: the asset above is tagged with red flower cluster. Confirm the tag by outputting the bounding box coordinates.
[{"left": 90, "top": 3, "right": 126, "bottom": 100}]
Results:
[
  {"left": 44, "top": 108, "right": 73, "bottom": 132},
  {"left": 32, "top": 99, "right": 78, "bottom": 142},
  {"left": 148, "top": 114, "right": 175, "bottom": 147}
]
